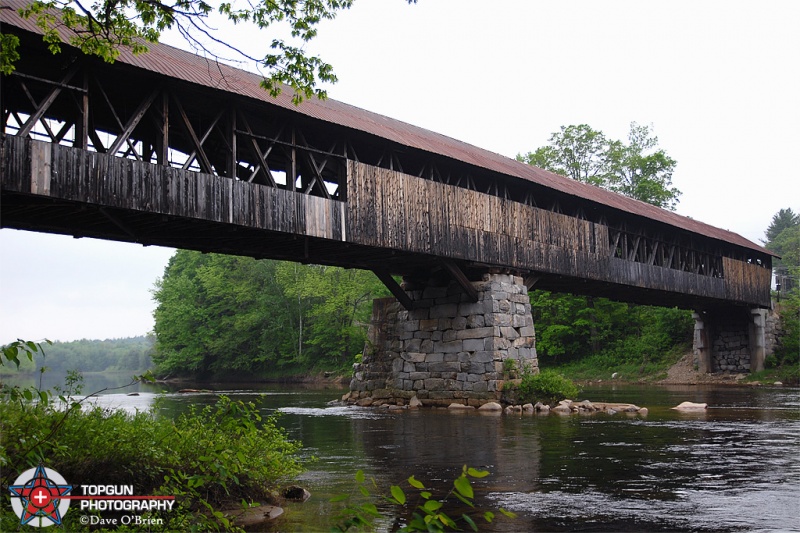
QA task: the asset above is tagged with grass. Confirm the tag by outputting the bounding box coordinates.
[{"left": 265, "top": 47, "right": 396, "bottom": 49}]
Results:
[
  {"left": 549, "top": 345, "right": 687, "bottom": 383},
  {"left": 744, "top": 365, "right": 799, "bottom": 386}
]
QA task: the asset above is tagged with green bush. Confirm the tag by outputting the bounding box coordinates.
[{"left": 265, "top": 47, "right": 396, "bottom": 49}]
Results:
[
  {"left": 774, "top": 293, "right": 799, "bottom": 368},
  {"left": 516, "top": 369, "right": 579, "bottom": 405},
  {"left": 1, "top": 373, "right": 303, "bottom": 532}
]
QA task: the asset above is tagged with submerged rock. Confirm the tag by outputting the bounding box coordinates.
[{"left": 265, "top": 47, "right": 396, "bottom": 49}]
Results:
[
  {"left": 672, "top": 401, "right": 708, "bottom": 411},
  {"left": 226, "top": 505, "right": 283, "bottom": 528},
  {"left": 283, "top": 486, "right": 311, "bottom": 502}
]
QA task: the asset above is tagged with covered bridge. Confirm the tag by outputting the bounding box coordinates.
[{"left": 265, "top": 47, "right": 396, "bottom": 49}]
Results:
[{"left": 0, "top": 1, "right": 776, "bottom": 404}]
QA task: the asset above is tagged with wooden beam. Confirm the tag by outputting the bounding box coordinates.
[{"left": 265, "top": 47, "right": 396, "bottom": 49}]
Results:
[
  {"left": 441, "top": 259, "right": 478, "bottom": 302},
  {"left": 172, "top": 96, "right": 213, "bottom": 173},
  {"left": 98, "top": 207, "right": 138, "bottom": 241},
  {"left": 239, "top": 113, "right": 277, "bottom": 187},
  {"left": 524, "top": 275, "right": 540, "bottom": 291},
  {"left": 159, "top": 91, "right": 169, "bottom": 165},
  {"left": 372, "top": 270, "right": 415, "bottom": 310},
  {"left": 227, "top": 105, "right": 237, "bottom": 179},
  {"left": 75, "top": 70, "right": 89, "bottom": 150},
  {"left": 17, "top": 63, "right": 80, "bottom": 138},
  {"left": 107, "top": 89, "right": 159, "bottom": 157}
]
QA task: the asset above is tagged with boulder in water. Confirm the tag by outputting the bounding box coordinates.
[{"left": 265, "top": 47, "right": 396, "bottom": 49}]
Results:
[{"left": 672, "top": 401, "right": 707, "bottom": 411}]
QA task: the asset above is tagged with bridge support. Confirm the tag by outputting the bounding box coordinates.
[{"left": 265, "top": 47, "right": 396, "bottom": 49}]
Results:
[
  {"left": 348, "top": 273, "right": 537, "bottom": 407},
  {"left": 692, "top": 307, "right": 769, "bottom": 373},
  {"left": 692, "top": 312, "right": 712, "bottom": 374}
]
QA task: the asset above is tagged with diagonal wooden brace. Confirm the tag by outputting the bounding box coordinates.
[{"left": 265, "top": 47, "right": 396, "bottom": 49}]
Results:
[
  {"left": 372, "top": 269, "right": 415, "bottom": 310},
  {"left": 441, "top": 259, "right": 478, "bottom": 302}
]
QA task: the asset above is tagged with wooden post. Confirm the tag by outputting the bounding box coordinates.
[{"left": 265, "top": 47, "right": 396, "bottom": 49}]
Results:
[
  {"left": 692, "top": 311, "right": 712, "bottom": 373},
  {"left": 749, "top": 308, "right": 767, "bottom": 373}
]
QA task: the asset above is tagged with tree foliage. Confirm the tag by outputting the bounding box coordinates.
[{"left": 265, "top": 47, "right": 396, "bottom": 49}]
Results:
[
  {"left": 519, "top": 122, "right": 680, "bottom": 210},
  {"left": 764, "top": 207, "right": 800, "bottom": 271},
  {"left": 530, "top": 290, "right": 693, "bottom": 368},
  {"left": 2, "top": 0, "right": 416, "bottom": 102},
  {"left": 764, "top": 208, "right": 799, "bottom": 245},
  {"left": 331, "top": 466, "right": 515, "bottom": 532},
  {"left": 763, "top": 208, "right": 800, "bottom": 370},
  {"left": 151, "top": 250, "right": 387, "bottom": 378}
]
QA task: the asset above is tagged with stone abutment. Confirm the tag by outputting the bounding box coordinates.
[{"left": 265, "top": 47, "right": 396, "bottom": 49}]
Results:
[
  {"left": 692, "top": 307, "right": 775, "bottom": 373},
  {"left": 348, "top": 273, "right": 537, "bottom": 407}
]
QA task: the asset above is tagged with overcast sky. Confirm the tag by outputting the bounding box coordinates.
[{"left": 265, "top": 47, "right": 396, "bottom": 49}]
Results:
[{"left": 1, "top": 0, "right": 798, "bottom": 344}]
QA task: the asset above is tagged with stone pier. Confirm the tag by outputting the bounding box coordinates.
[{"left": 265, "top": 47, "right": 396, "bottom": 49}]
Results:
[
  {"left": 692, "top": 307, "right": 772, "bottom": 373},
  {"left": 348, "top": 273, "right": 537, "bottom": 407}
]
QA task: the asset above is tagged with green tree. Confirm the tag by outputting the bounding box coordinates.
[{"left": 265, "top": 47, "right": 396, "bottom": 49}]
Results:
[
  {"left": 152, "top": 250, "right": 386, "bottom": 378},
  {"left": 151, "top": 250, "right": 213, "bottom": 375},
  {"left": 152, "top": 251, "right": 297, "bottom": 377},
  {"left": 606, "top": 123, "right": 680, "bottom": 209},
  {"left": 276, "top": 262, "right": 385, "bottom": 368},
  {"left": 521, "top": 124, "right": 612, "bottom": 188},
  {"left": 766, "top": 221, "right": 799, "bottom": 369},
  {"left": 769, "top": 224, "right": 800, "bottom": 270},
  {"left": 764, "top": 208, "right": 800, "bottom": 272},
  {"left": 519, "top": 122, "right": 680, "bottom": 209},
  {"left": 763, "top": 208, "right": 799, "bottom": 245},
  {"left": 2, "top": 0, "right": 416, "bottom": 102}
]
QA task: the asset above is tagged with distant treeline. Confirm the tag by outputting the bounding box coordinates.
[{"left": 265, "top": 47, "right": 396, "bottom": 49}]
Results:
[{"left": 0, "top": 336, "right": 154, "bottom": 375}]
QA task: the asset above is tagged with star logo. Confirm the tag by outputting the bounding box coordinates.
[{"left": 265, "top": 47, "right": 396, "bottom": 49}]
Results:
[{"left": 9, "top": 465, "right": 72, "bottom": 527}]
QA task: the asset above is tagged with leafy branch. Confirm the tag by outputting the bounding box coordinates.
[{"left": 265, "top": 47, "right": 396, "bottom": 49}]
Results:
[{"left": 331, "top": 465, "right": 516, "bottom": 532}]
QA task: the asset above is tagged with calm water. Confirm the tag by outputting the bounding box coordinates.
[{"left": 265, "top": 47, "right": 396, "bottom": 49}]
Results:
[{"left": 11, "top": 375, "right": 800, "bottom": 532}]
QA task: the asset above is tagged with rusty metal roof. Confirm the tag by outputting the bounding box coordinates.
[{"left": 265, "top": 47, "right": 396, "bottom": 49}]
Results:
[{"left": 1, "top": 1, "right": 772, "bottom": 255}]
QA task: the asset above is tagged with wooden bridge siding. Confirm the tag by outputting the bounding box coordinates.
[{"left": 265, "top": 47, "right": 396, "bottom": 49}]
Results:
[
  {"left": 2, "top": 138, "right": 770, "bottom": 307},
  {"left": 348, "top": 161, "right": 602, "bottom": 270},
  {"left": 347, "top": 162, "right": 769, "bottom": 306},
  {"left": 722, "top": 257, "right": 771, "bottom": 305},
  {"left": 3, "top": 136, "right": 345, "bottom": 242}
]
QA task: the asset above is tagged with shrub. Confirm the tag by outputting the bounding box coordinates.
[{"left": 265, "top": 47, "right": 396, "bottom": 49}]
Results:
[
  {"left": 516, "top": 369, "right": 579, "bottom": 405},
  {"left": 1, "top": 372, "right": 303, "bottom": 532}
]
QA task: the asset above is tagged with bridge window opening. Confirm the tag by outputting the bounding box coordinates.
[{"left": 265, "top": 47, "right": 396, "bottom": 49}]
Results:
[
  {"left": 272, "top": 170, "right": 288, "bottom": 187},
  {"left": 4, "top": 113, "right": 75, "bottom": 145},
  {"left": 325, "top": 181, "right": 339, "bottom": 197}
]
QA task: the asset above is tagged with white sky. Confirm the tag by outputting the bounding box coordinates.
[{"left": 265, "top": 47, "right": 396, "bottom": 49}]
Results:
[{"left": 1, "top": 0, "right": 798, "bottom": 343}]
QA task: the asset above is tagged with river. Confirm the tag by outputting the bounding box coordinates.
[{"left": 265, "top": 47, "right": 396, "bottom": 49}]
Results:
[{"left": 12, "top": 375, "right": 800, "bottom": 532}]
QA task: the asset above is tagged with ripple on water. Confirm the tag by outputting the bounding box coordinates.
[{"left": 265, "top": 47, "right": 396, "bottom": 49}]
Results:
[
  {"left": 278, "top": 406, "right": 389, "bottom": 419},
  {"left": 489, "top": 481, "right": 800, "bottom": 532}
]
